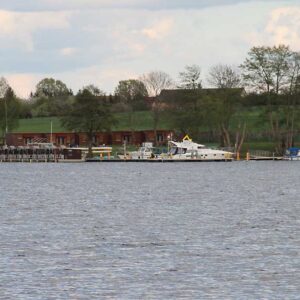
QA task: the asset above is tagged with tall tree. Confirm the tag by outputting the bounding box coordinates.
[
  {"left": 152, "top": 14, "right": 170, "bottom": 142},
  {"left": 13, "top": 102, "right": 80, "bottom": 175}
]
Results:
[
  {"left": 207, "top": 64, "right": 241, "bottom": 88},
  {"left": 140, "top": 71, "right": 174, "bottom": 144},
  {"left": 164, "top": 88, "right": 243, "bottom": 148},
  {"left": 288, "top": 52, "right": 300, "bottom": 94},
  {"left": 178, "top": 65, "right": 202, "bottom": 89},
  {"left": 60, "top": 88, "right": 115, "bottom": 157},
  {"left": 35, "top": 78, "right": 72, "bottom": 98},
  {"left": 33, "top": 78, "right": 72, "bottom": 117},
  {"left": 241, "top": 45, "right": 299, "bottom": 153},
  {"left": 83, "top": 84, "right": 105, "bottom": 96},
  {"left": 0, "top": 77, "right": 10, "bottom": 98},
  {"left": 140, "top": 71, "right": 174, "bottom": 97},
  {"left": 114, "top": 79, "right": 148, "bottom": 143},
  {"left": 0, "top": 86, "right": 20, "bottom": 143},
  {"left": 199, "top": 89, "right": 244, "bottom": 149},
  {"left": 285, "top": 52, "right": 300, "bottom": 148},
  {"left": 240, "top": 45, "right": 292, "bottom": 94}
]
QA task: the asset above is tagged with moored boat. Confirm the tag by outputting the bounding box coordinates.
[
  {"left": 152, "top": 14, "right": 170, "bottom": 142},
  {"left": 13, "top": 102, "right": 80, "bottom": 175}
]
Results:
[
  {"left": 167, "top": 135, "right": 233, "bottom": 161},
  {"left": 283, "top": 147, "right": 300, "bottom": 161},
  {"left": 118, "top": 142, "right": 157, "bottom": 160}
]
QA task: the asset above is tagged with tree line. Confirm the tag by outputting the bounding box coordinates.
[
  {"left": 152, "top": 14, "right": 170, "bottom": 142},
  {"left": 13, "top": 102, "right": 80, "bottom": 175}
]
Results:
[{"left": 0, "top": 44, "right": 300, "bottom": 154}]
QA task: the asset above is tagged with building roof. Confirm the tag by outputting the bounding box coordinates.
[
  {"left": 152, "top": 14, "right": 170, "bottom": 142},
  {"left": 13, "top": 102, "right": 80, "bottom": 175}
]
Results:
[{"left": 159, "top": 87, "right": 245, "bottom": 99}]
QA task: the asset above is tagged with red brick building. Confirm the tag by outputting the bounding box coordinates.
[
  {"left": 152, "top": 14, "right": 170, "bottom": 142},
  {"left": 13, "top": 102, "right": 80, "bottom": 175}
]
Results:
[{"left": 6, "top": 130, "right": 173, "bottom": 147}]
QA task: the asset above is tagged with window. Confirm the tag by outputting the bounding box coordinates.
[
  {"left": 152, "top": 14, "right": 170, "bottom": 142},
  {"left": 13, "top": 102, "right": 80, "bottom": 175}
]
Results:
[
  {"left": 123, "top": 135, "right": 131, "bottom": 143},
  {"left": 57, "top": 136, "right": 65, "bottom": 145},
  {"left": 170, "top": 147, "right": 177, "bottom": 155},
  {"left": 25, "top": 137, "right": 33, "bottom": 144},
  {"left": 156, "top": 133, "right": 164, "bottom": 142},
  {"left": 92, "top": 135, "right": 97, "bottom": 145}
]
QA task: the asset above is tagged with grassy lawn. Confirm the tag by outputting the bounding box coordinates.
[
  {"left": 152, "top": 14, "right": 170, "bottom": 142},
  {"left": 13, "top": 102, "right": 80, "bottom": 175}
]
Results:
[
  {"left": 13, "top": 117, "right": 67, "bottom": 133},
  {"left": 12, "top": 110, "right": 300, "bottom": 154},
  {"left": 113, "top": 111, "right": 172, "bottom": 131},
  {"left": 13, "top": 111, "right": 173, "bottom": 133},
  {"left": 12, "top": 108, "right": 271, "bottom": 136}
]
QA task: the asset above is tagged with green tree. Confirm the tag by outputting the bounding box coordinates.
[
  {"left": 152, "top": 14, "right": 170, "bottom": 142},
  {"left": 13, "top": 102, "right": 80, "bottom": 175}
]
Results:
[
  {"left": 60, "top": 88, "right": 115, "bottom": 157},
  {"left": 240, "top": 45, "right": 293, "bottom": 94},
  {"left": 114, "top": 79, "right": 148, "bottom": 143},
  {"left": 0, "top": 86, "right": 20, "bottom": 143},
  {"left": 83, "top": 84, "right": 105, "bottom": 96},
  {"left": 241, "top": 45, "right": 300, "bottom": 153},
  {"left": 165, "top": 88, "right": 243, "bottom": 149},
  {"left": 35, "top": 78, "right": 72, "bottom": 98},
  {"left": 32, "top": 78, "right": 73, "bottom": 117},
  {"left": 163, "top": 89, "right": 203, "bottom": 137},
  {"left": 200, "top": 89, "right": 244, "bottom": 149}
]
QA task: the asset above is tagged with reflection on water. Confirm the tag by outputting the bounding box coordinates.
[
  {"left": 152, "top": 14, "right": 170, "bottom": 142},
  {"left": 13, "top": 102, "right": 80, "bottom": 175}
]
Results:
[{"left": 0, "top": 162, "right": 299, "bottom": 299}]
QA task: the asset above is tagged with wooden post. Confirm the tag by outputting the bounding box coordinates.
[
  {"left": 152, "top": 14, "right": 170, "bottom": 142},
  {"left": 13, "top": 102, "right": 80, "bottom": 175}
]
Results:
[{"left": 246, "top": 152, "right": 250, "bottom": 161}]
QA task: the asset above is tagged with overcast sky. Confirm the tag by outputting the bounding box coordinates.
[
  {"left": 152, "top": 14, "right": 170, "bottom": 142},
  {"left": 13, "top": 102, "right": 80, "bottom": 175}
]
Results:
[{"left": 0, "top": 0, "right": 299, "bottom": 97}]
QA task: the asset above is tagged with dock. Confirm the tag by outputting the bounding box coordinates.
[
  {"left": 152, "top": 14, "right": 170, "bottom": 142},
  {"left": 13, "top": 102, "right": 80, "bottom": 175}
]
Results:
[{"left": 86, "top": 158, "right": 233, "bottom": 163}]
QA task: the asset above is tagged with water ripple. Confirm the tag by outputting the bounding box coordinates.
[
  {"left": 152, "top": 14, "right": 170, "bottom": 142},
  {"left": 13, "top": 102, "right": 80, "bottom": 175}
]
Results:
[{"left": 0, "top": 162, "right": 300, "bottom": 299}]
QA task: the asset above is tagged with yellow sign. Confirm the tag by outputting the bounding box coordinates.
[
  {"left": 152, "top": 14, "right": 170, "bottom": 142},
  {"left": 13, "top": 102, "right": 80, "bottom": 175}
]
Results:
[{"left": 183, "top": 135, "right": 192, "bottom": 142}]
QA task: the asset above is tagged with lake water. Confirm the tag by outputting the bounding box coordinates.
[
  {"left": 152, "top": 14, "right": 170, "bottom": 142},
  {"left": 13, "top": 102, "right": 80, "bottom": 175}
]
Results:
[{"left": 0, "top": 162, "right": 299, "bottom": 299}]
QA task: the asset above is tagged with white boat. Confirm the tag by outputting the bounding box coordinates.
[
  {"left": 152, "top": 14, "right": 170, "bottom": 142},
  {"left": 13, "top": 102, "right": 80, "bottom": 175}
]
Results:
[
  {"left": 283, "top": 147, "right": 300, "bottom": 160},
  {"left": 130, "top": 142, "right": 155, "bottom": 159},
  {"left": 118, "top": 142, "right": 157, "bottom": 160},
  {"left": 167, "top": 135, "right": 233, "bottom": 161}
]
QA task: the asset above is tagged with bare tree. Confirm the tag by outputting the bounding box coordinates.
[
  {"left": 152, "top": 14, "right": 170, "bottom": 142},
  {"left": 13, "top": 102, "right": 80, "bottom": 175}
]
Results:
[
  {"left": 207, "top": 64, "right": 241, "bottom": 88},
  {"left": 0, "top": 77, "right": 10, "bottom": 98},
  {"left": 178, "top": 65, "right": 202, "bottom": 89},
  {"left": 140, "top": 71, "right": 174, "bottom": 97},
  {"left": 140, "top": 71, "right": 174, "bottom": 145}
]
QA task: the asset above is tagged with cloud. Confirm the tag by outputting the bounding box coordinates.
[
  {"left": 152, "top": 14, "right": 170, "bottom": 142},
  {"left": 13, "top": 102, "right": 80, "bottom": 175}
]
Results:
[
  {"left": 2, "top": 1, "right": 300, "bottom": 99},
  {"left": 266, "top": 7, "right": 300, "bottom": 48},
  {"left": 6, "top": 73, "right": 39, "bottom": 97},
  {"left": 246, "top": 6, "right": 300, "bottom": 49},
  {"left": 6, "top": 66, "right": 138, "bottom": 98},
  {"left": 60, "top": 47, "right": 77, "bottom": 56},
  {"left": 142, "top": 19, "right": 174, "bottom": 39},
  {"left": 0, "top": 0, "right": 296, "bottom": 11},
  {"left": 0, "top": 10, "right": 71, "bottom": 51}
]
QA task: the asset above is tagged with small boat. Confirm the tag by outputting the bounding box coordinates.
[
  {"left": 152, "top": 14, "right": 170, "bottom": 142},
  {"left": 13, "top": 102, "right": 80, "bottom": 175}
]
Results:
[
  {"left": 167, "top": 135, "right": 233, "bottom": 161},
  {"left": 283, "top": 147, "right": 300, "bottom": 160},
  {"left": 118, "top": 142, "right": 158, "bottom": 160},
  {"left": 129, "top": 142, "right": 156, "bottom": 159}
]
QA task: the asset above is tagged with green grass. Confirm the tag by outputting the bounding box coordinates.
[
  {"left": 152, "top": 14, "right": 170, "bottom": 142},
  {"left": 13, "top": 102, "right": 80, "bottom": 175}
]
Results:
[
  {"left": 112, "top": 111, "right": 172, "bottom": 131},
  {"left": 231, "top": 107, "right": 268, "bottom": 132},
  {"left": 241, "top": 142, "right": 276, "bottom": 152},
  {"left": 13, "top": 117, "right": 67, "bottom": 133},
  {"left": 12, "top": 110, "right": 300, "bottom": 154},
  {"left": 11, "top": 107, "right": 274, "bottom": 135},
  {"left": 13, "top": 111, "right": 173, "bottom": 133}
]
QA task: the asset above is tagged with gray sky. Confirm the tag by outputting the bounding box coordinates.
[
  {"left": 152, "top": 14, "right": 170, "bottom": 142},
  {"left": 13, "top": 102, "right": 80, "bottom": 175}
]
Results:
[{"left": 0, "top": 0, "right": 299, "bottom": 97}]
